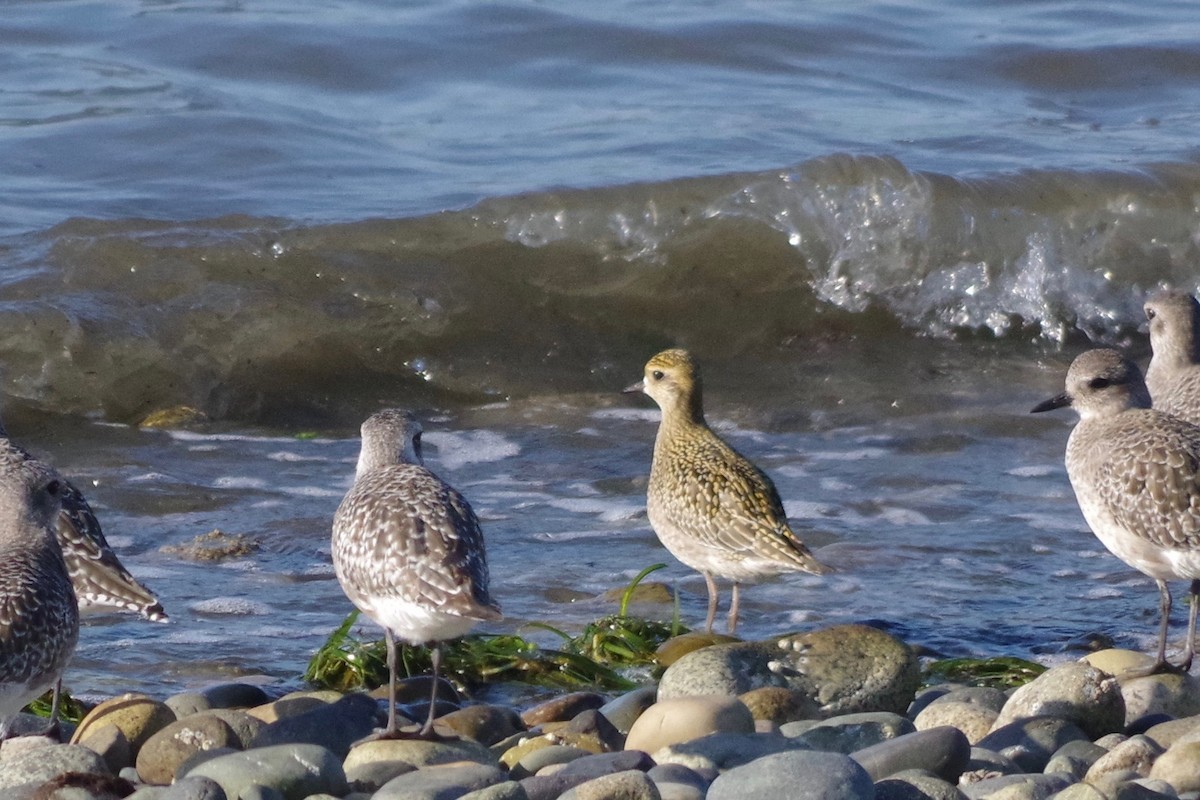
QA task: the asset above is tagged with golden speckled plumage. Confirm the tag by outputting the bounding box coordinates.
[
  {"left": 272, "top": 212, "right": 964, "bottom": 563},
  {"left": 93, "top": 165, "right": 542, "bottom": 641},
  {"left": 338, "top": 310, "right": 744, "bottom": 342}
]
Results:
[
  {"left": 1033, "top": 348, "right": 1200, "bottom": 673},
  {"left": 628, "top": 348, "right": 830, "bottom": 634},
  {"left": 331, "top": 409, "right": 499, "bottom": 740},
  {"left": 1144, "top": 289, "right": 1200, "bottom": 424}
]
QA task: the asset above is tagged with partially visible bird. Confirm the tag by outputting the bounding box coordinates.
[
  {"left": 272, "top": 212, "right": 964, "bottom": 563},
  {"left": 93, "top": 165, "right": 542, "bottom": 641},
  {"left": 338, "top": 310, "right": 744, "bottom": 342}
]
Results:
[
  {"left": 332, "top": 410, "right": 501, "bottom": 740},
  {"left": 1033, "top": 348, "right": 1200, "bottom": 673},
  {"left": 625, "top": 348, "right": 831, "bottom": 635},
  {"left": 0, "top": 419, "right": 165, "bottom": 624},
  {"left": 0, "top": 441, "right": 79, "bottom": 740},
  {"left": 1144, "top": 288, "right": 1200, "bottom": 424}
]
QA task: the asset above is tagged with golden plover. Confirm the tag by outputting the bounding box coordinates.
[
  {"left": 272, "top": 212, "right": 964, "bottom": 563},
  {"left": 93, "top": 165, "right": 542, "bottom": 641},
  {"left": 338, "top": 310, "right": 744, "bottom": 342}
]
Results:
[
  {"left": 332, "top": 410, "right": 501, "bottom": 740},
  {"left": 626, "top": 348, "right": 831, "bottom": 635},
  {"left": 1033, "top": 348, "right": 1200, "bottom": 673}
]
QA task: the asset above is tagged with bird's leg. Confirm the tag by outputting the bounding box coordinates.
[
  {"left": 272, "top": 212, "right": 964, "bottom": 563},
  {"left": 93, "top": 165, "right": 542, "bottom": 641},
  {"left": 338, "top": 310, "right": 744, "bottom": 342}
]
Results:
[
  {"left": 703, "top": 572, "right": 719, "bottom": 634},
  {"left": 1140, "top": 579, "right": 1180, "bottom": 676},
  {"left": 1177, "top": 579, "right": 1200, "bottom": 673},
  {"left": 385, "top": 629, "right": 399, "bottom": 735},
  {"left": 419, "top": 643, "right": 441, "bottom": 739},
  {"left": 728, "top": 582, "right": 741, "bottom": 636}
]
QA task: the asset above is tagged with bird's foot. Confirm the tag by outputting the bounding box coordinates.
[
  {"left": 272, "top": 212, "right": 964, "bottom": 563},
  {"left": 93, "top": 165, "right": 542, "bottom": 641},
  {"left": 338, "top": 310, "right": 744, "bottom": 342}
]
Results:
[{"left": 351, "top": 724, "right": 458, "bottom": 746}]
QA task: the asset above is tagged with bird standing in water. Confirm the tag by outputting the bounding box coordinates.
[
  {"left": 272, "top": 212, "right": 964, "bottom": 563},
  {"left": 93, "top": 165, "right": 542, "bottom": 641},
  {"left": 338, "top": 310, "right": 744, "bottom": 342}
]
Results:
[
  {"left": 626, "top": 348, "right": 831, "bottom": 635},
  {"left": 332, "top": 410, "right": 500, "bottom": 740}
]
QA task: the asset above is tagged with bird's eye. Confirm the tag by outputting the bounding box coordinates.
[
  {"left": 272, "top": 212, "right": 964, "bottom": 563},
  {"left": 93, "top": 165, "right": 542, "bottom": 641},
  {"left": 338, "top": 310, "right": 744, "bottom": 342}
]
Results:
[
  {"left": 1088, "top": 377, "right": 1112, "bottom": 390},
  {"left": 651, "top": 370, "right": 664, "bottom": 381},
  {"left": 1146, "top": 308, "right": 1157, "bottom": 320}
]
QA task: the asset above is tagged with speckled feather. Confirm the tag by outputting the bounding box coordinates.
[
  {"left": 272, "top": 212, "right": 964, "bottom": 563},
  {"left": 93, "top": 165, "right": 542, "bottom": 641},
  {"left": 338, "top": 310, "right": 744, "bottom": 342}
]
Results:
[
  {"left": 1145, "top": 289, "right": 1200, "bottom": 425},
  {"left": 640, "top": 349, "right": 830, "bottom": 581},
  {"left": 0, "top": 421, "right": 165, "bottom": 622},
  {"left": 332, "top": 463, "right": 498, "bottom": 620},
  {"left": 331, "top": 410, "right": 499, "bottom": 646},
  {"left": 0, "top": 442, "right": 79, "bottom": 730}
]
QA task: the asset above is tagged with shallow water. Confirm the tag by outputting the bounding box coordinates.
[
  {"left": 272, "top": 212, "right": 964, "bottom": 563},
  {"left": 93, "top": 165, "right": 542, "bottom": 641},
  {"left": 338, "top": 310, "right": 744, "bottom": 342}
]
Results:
[{"left": 5, "top": 0, "right": 1200, "bottom": 699}]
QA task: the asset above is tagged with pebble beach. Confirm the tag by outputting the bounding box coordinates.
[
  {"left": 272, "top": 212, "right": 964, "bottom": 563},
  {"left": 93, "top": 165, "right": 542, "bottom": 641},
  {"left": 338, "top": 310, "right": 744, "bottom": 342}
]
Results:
[{"left": 9, "top": 623, "right": 1200, "bottom": 800}]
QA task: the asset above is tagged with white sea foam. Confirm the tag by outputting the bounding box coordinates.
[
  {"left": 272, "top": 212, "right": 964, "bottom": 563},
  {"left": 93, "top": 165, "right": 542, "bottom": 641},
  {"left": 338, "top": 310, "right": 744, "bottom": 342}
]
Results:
[
  {"left": 425, "top": 430, "right": 520, "bottom": 470},
  {"left": 1007, "top": 465, "right": 1059, "bottom": 478},
  {"left": 190, "top": 597, "right": 273, "bottom": 615}
]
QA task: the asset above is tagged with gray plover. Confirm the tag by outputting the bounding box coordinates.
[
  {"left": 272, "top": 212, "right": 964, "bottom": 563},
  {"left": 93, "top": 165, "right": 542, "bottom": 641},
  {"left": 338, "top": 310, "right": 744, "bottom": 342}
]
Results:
[
  {"left": 332, "top": 410, "right": 500, "bottom": 740},
  {"left": 1033, "top": 348, "right": 1200, "bottom": 673},
  {"left": 1144, "top": 288, "right": 1200, "bottom": 424},
  {"left": 625, "top": 348, "right": 831, "bottom": 635},
  {"left": 0, "top": 419, "right": 165, "bottom": 623},
  {"left": 0, "top": 441, "right": 79, "bottom": 739}
]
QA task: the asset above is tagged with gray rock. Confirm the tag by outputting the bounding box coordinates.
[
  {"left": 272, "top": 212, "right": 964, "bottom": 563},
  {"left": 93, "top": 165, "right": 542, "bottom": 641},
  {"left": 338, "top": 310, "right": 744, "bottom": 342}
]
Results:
[
  {"left": 659, "top": 625, "right": 920, "bottom": 717},
  {"left": 1148, "top": 739, "right": 1200, "bottom": 792},
  {"left": 182, "top": 743, "right": 348, "bottom": 800},
  {"left": 459, "top": 781, "right": 530, "bottom": 800},
  {"left": 519, "top": 774, "right": 591, "bottom": 800},
  {"left": 707, "top": 749, "right": 875, "bottom": 800},
  {"left": 784, "top": 711, "right": 916, "bottom": 753},
  {"left": 645, "top": 764, "right": 709, "bottom": 800},
  {"left": 961, "top": 746, "right": 1022, "bottom": 781},
  {"left": 1083, "top": 734, "right": 1162, "bottom": 782},
  {"left": 200, "top": 683, "right": 272, "bottom": 710},
  {"left": 343, "top": 736, "right": 496, "bottom": 792},
  {"left": 203, "top": 710, "right": 267, "bottom": 750},
  {"left": 374, "top": 762, "right": 508, "bottom": 800},
  {"left": 875, "top": 769, "right": 968, "bottom": 800},
  {"left": 850, "top": 726, "right": 972, "bottom": 783},
  {"left": 135, "top": 712, "right": 240, "bottom": 785},
  {"left": 0, "top": 743, "right": 109, "bottom": 791},
  {"left": 959, "top": 772, "right": 1073, "bottom": 800},
  {"left": 1043, "top": 739, "right": 1107, "bottom": 780},
  {"left": 651, "top": 731, "right": 809, "bottom": 773},
  {"left": 914, "top": 702, "right": 1000, "bottom": 745},
  {"left": 599, "top": 687, "right": 658, "bottom": 735},
  {"left": 521, "top": 692, "right": 607, "bottom": 727},
  {"left": 1046, "top": 784, "right": 1108, "bottom": 800},
  {"left": 510, "top": 744, "right": 590, "bottom": 780},
  {"left": 437, "top": 704, "right": 525, "bottom": 746},
  {"left": 557, "top": 769, "right": 661, "bottom": 800},
  {"left": 165, "top": 693, "right": 214, "bottom": 719},
  {"left": 992, "top": 663, "right": 1125, "bottom": 740},
  {"left": 976, "top": 717, "right": 1091, "bottom": 772},
  {"left": 249, "top": 692, "right": 380, "bottom": 758},
  {"left": 562, "top": 708, "right": 625, "bottom": 753},
  {"left": 930, "top": 687, "right": 1010, "bottom": 713},
  {"left": 555, "top": 750, "right": 655, "bottom": 780},
  {"left": 127, "top": 788, "right": 169, "bottom": 800},
  {"left": 1118, "top": 672, "right": 1200, "bottom": 727},
  {"left": 160, "top": 776, "right": 228, "bottom": 800}
]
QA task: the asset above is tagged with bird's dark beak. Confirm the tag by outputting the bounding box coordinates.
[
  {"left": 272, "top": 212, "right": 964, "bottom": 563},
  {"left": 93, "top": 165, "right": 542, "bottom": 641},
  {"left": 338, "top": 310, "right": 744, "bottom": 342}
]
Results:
[
  {"left": 1031, "top": 393, "right": 1072, "bottom": 413},
  {"left": 623, "top": 380, "right": 645, "bottom": 395}
]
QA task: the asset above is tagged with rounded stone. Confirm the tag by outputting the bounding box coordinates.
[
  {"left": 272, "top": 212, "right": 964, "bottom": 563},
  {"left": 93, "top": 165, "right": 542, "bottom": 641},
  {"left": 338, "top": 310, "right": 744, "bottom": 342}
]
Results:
[
  {"left": 598, "top": 687, "right": 658, "bottom": 735},
  {"left": 521, "top": 693, "right": 608, "bottom": 727},
  {"left": 1082, "top": 734, "right": 1162, "bottom": 782},
  {"left": 250, "top": 692, "right": 380, "bottom": 758},
  {"left": 203, "top": 709, "right": 267, "bottom": 750},
  {"left": 624, "top": 696, "right": 755, "bottom": 755},
  {"left": 1116, "top": 672, "right": 1200, "bottom": 725},
  {"left": 991, "top": 662, "right": 1125, "bottom": 740},
  {"left": 914, "top": 701, "right": 998, "bottom": 745},
  {"left": 784, "top": 711, "right": 916, "bottom": 754},
  {"left": 71, "top": 694, "right": 177, "bottom": 757},
  {"left": 373, "top": 762, "right": 508, "bottom": 800},
  {"left": 459, "top": 781, "right": 529, "bottom": 800},
  {"left": 136, "top": 713, "right": 240, "bottom": 785},
  {"left": 850, "top": 726, "right": 971, "bottom": 783},
  {"left": 74, "top": 722, "right": 134, "bottom": 774},
  {"left": 646, "top": 763, "right": 710, "bottom": 800},
  {"left": 557, "top": 769, "right": 661, "bottom": 800},
  {"left": 182, "top": 743, "right": 348, "bottom": 800},
  {"left": 0, "top": 743, "right": 110, "bottom": 791},
  {"left": 1147, "top": 739, "right": 1200, "bottom": 791},
  {"left": 650, "top": 732, "right": 807, "bottom": 773},
  {"left": 875, "top": 769, "right": 967, "bottom": 800},
  {"left": 437, "top": 704, "right": 525, "bottom": 746},
  {"left": 655, "top": 632, "right": 739, "bottom": 667},
  {"left": 708, "top": 749, "right": 874, "bottom": 800},
  {"left": 1143, "top": 714, "right": 1200, "bottom": 749},
  {"left": 166, "top": 693, "right": 214, "bottom": 719},
  {"left": 511, "top": 744, "right": 590, "bottom": 779},
  {"left": 160, "top": 775, "right": 229, "bottom": 800},
  {"left": 739, "top": 687, "right": 821, "bottom": 725},
  {"left": 976, "top": 717, "right": 1091, "bottom": 773},
  {"left": 658, "top": 624, "right": 920, "bottom": 717}
]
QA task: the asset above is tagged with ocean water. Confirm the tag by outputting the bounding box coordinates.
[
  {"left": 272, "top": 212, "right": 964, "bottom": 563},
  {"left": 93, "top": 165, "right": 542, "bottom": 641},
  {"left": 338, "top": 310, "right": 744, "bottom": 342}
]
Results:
[{"left": 5, "top": 0, "right": 1200, "bottom": 699}]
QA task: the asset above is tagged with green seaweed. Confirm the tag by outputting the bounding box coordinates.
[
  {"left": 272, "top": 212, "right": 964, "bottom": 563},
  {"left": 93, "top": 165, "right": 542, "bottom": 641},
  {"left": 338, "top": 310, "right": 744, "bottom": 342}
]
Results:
[
  {"left": 307, "top": 566, "right": 682, "bottom": 693},
  {"left": 24, "top": 687, "right": 86, "bottom": 725},
  {"left": 923, "top": 656, "right": 1047, "bottom": 689}
]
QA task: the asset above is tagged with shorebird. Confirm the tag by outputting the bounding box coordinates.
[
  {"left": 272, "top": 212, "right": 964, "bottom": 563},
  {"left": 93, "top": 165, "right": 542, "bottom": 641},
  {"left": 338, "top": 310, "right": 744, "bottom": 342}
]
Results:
[
  {"left": 332, "top": 410, "right": 500, "bottom": 740},
  {"left": 0, "top": 442, "right": 79, "bottom": 740},
  {"left": 0, "top": 419, "right": 166, "bottom": 623},
  {"left": 1033, "top": 348, "right": 1200, "bottom": 673},
  {"left": 1144, "top": 288, "right": 1200, "bottom": 424},
  {"left": 625, "top": 348, "right": 831, "bottom": 635}
]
